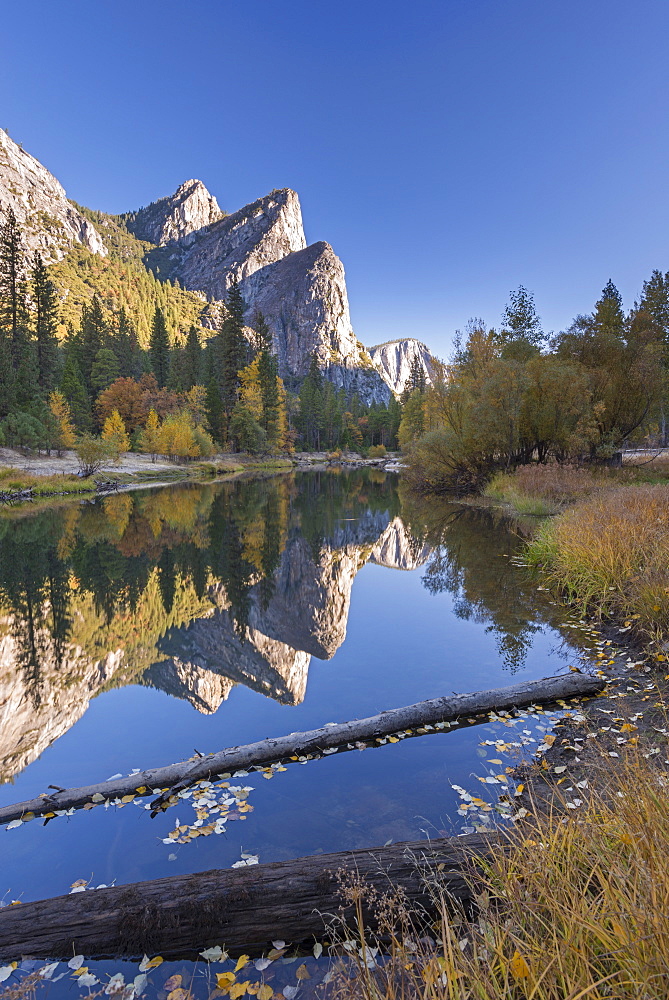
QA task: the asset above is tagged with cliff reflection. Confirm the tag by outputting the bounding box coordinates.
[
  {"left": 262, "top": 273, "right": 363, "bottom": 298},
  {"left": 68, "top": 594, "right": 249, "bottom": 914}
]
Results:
[
  {"left": 0, "top": 473, "right": 563, "bottom": 782},
  {"left": 0, "top": 471, "right": 409, "bottom": 779}
]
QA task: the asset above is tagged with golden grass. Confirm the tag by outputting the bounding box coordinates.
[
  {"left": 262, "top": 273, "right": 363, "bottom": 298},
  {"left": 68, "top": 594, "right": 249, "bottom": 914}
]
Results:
[
  {"left": 526, "top": 484, "right": 669, "bottom": 645},
  {"left": 329, "top": 753, "right": 669, "bottom": 1000},
  {"left": 484, "top": 464, "right": 631, "bottom": 516},
  {"left": 0, "top": 468, "right": 97, "bottom": 495}
]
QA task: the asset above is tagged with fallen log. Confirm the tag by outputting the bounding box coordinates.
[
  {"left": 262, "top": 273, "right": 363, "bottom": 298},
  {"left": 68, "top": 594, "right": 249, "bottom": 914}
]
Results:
[
  {"left": 0, "top": 672, "right": 604, "bottom": 827},
  {"left": 0, "top": 832, "right": 498, "bottom": 960}
]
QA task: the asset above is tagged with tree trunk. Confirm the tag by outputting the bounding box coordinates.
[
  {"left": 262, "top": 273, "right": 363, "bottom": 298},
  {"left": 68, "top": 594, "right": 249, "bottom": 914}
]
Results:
[
  {"left": 0, "top": 672, "right": 604, "bottom": 828},
  {"left": 0, "top": 833, "right": 499, "bottom": 961}
]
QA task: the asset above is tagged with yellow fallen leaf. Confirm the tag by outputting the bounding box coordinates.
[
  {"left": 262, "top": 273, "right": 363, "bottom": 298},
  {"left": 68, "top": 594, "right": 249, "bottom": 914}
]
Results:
[
  {"left": 295, "top": 964, "right": 310, "bottom": 980},
  {"left": 266, "top": 948, "right": 285, "bottom": 961},
  {"left": 229, "top": 983, "right": 249, "bottom": 999},
  {"left": 257, "top": 986, "right": 273, "bottom": 1000},
  {"left": 121, "top": 795, "right": 135, "bottom": 804},
  {"left": 543, "top": 734, "right": 556, "bottom": 747},
  {"left": 141, "top": 956, "right": 163, "bottom": 971},
  {"left": 135, "top": 786, "right": 147, "bottom": 795},
  {"left": 72, "top": 967, "right": 89, "bottom": 977},
  {"left": 510, "top": 951, "right": 530, "bottom": 979},
  {"left": 216, "top": 973, "right": 236, "bottom": 989},
  {"left": 167, "top": 989, "right": 189, "bottom": 1000},
  {"left": 487, "top": 759, "right": 503, "bottom": 765},
  {"left": 234, "top": 956, "right": 249, "bottom": 973},
  {"left": 164, "top": 975, "right": 182, "bottom": 991}
]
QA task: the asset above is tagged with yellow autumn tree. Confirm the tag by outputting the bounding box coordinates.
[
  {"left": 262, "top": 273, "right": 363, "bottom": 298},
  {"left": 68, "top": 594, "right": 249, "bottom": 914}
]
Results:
[
  {"left": 101, "top": 408, "right": 130, "bottom": 459},
  {"left": 238, "top": 356, "right": 263, "bottom": 420},
  {"left": 157, "top": 410, "right": 199, "bottom": 461},
  {"left": 48, "top": 390, "right": 76, "bottom": 455},
  {"left": 137, "top": 408, "right": 161, "bottom": 462}
]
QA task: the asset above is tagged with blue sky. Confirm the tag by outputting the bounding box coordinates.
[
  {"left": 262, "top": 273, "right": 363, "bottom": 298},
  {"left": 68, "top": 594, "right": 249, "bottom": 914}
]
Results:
[{"left": 2, "top": 0, "right": 668, "bottom": 357}]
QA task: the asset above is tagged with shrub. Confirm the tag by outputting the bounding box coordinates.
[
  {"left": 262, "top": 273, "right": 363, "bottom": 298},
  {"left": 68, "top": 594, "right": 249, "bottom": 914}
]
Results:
[
  {"left": 75, "top": 434, "right": 117, "bottom": 477},
  {"left": 368, "top": 444, "right": 387, "bottom": 458}
]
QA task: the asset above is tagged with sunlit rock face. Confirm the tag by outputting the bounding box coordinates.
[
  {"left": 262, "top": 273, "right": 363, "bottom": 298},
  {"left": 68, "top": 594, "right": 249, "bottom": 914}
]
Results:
[
  {"left": 0, "top": 129, "right": 107, "bottom": 259},
  {"left": 0, "top": 624, "right": 125, "bottom": 782},
  {"left": 369, "top": 339, "right": 437, "bottom": 395},
  {"left": 153, "top": 188, "right": 307, "bottom": 298},
  {"left": 124, "top": 179, "right": 224, "bottom": 246},
  {"left": 370, "top": 517, "right": 432, "bottom": 571}
]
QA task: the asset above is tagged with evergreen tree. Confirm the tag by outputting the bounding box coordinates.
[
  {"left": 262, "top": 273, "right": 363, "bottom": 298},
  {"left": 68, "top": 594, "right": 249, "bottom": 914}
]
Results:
[
  {"left": 78, "top": 295, "right": 108, "bottom": 389},
  {"left": 298, "top": 352, "right": 324, "bottom": 449},
  {"left": 114, "top": 308, "right": 143, "bottom": 379},
  {"left": 251, "top": 310, "right": 273, "bottom": 354},
  {"left": 258, "top": 349, "right": 281, "bottom": 450},
  {"left": 638, "top": 270, "right": 669, "bottom": 342},
  {"left": 500, "top": 285, "right": 544, "bottom": 350},
  {"left": 60, "top": 353, "right": 91, "bottom": 430},
  {"left": 0, "top": 207, "right": 27, "bottom": 347},
  {"left": 205, "top": 370, "right": 225, "bottom": 444},
  {"left": 594, "top": 279, "right": 625, "bottom": 335},
  {"left": 220, "top": 280, "right": 247, "bottom": 417},
  {"left": 32, "top": 252, "right": 60, "bottom": 390},
  {"left": 149, "top": 306, "right": 171, "bottom": 388},
  {"left": 90, "top": 347, "right": 120, "bottom": 396},
  {"left": 183, "top": 324, "right": 203, "bottom": 389}
]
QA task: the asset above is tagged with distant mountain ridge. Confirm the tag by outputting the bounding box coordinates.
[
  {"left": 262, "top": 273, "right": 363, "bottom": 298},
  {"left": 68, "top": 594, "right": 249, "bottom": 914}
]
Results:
[{"left": 0, "top": 129, "right": 435, "bottom": 402}]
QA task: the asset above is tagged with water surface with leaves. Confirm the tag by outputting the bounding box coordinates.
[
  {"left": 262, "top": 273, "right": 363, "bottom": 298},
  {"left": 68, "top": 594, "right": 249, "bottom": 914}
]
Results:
[{"left": 0, "top": 470, "right": 583, "bottom": 913}]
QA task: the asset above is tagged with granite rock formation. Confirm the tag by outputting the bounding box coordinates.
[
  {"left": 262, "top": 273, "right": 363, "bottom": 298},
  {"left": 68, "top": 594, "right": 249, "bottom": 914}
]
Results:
[
  {"left": 0, "top": 129, "right": 106, "bottom": 259},
  {"left": 123, "top": 179, "right": 224, "bottom": 246},
  {"left": 369, "top": 339, "right": 437, "bottom": 395}
]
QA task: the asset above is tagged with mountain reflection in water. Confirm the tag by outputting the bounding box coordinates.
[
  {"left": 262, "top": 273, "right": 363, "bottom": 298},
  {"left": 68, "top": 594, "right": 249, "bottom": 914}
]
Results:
[{"left": 0, "top": 471, "right": 554, "bottom": 783}]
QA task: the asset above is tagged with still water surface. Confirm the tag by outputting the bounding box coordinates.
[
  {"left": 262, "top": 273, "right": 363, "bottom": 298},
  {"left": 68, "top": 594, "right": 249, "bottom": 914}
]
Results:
[{"left": 0, "top": 470, "right": 581, "bottom": 907}]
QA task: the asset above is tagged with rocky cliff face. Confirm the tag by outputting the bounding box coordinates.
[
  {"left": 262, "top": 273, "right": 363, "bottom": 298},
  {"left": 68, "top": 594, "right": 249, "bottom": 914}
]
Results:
[
  {"left": 124, "top": 179, "right": 223, "bottom": 246},
  {"left": 369, "top": 339, "right": 437, "bottom": 395},
  {"left": 148, "top": 188, "right": 307, "bottom": 297},
  {"left": 0, "top": 129, "right": 106, "bottom": 259}
]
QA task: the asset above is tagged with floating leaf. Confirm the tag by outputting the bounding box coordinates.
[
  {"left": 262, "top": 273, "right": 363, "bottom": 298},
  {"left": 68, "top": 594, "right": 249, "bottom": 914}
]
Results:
[
  {"left": 313, "top": 943, "right": 323, "bottom": 959},
  {"left": 0, "top": 964, "right": 16, "bottom": 983},
  {"left": 68, "top": 957, "right": 85, "bottom": 971},
  {"left": 234, "top": 956, "right": 250, "bottom": 973},
  {"left": 78, "top": 974, "right": 99, "bottom": 988},
  {"left": 257, "top": 987, "right": 273, "bottom": 1000},
  {"left": 283, "top": 988, "right": 299, "bottom": 1000},
  {"left": 139, "top": 956, "right": 163, "bottom": 972},
  {"left": 229, "top": 985, "right": 249, "bottom": 999},
  {"left": 216, "top": 973, "right": 236, "bottom": 989},
  {"left": 296, "top": 964, "right": 310, "bottom": 980},
  {"left": 6, "top": 820, "right": 22, "bottom": 830},
  {"left": 254, "top": 959, "right": 272, "bottom": 972},
  {"left": 167, "top": 988, "right": 189, "bottom": 1000},
  {"left": 164, "top": 975, "right": 183, "bottom": 991},
  {"left": 39, "top": 963, "right": 59, "bottom": 979},
  {"left": 201, "top": 947, "right": 227, "bottom": 963}
]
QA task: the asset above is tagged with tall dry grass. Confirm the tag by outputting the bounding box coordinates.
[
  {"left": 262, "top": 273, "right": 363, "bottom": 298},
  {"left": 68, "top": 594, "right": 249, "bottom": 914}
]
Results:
[
  {"left": 484, "top": 464, "right": 630, "bottom": 515},
  {"left": 329, "top": 753, "right": 669, "bottom": 1000},
  {"left": 526, "top": 484, "right": 669, "bottom": 643}
]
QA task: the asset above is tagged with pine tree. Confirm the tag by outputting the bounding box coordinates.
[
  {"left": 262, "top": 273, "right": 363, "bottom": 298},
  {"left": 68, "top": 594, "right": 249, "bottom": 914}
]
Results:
[
  {"left": 251, "top": 310, "right": 273, "bottom": 354},
  {"left": 594, "top": 279, "right": 625, "bottom": 335},
  {"left": 500, "top": 285, "right": 544, "bottom": 349},
  {"left": 258, "top": 349, "right": 281, "bottom": 450},
  {"left": 76, "top": 295, "right": 108, "bottom": 392},
  {"left": 220, "top": 280, "right": 247, "bottom": 417},
  {"left": 183, "top": 324, "right": 203, "bottom": 389},
  {"left": 298, "top": 352, "right": 324, "bottom": 449},
  {"left": 149, "top": 306, "right": 171, "bottom": 388},
  {"left": 205, "top": 370, "right": 225, "bottom": 444},
  {"left": 60, "top": 353, "right": 91, "bottom": 430},
  {"left": 114, "top": 308, "right": 143, "bottom": 379},
  {"left": 0, "top": 207, "right": 27, "bottom": 347},
  {"left": 90, "top": 347, "right": 120, "bottom": 396},
  {"left": 32, "top": 252, "right": 60, "bottom": 390}
]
